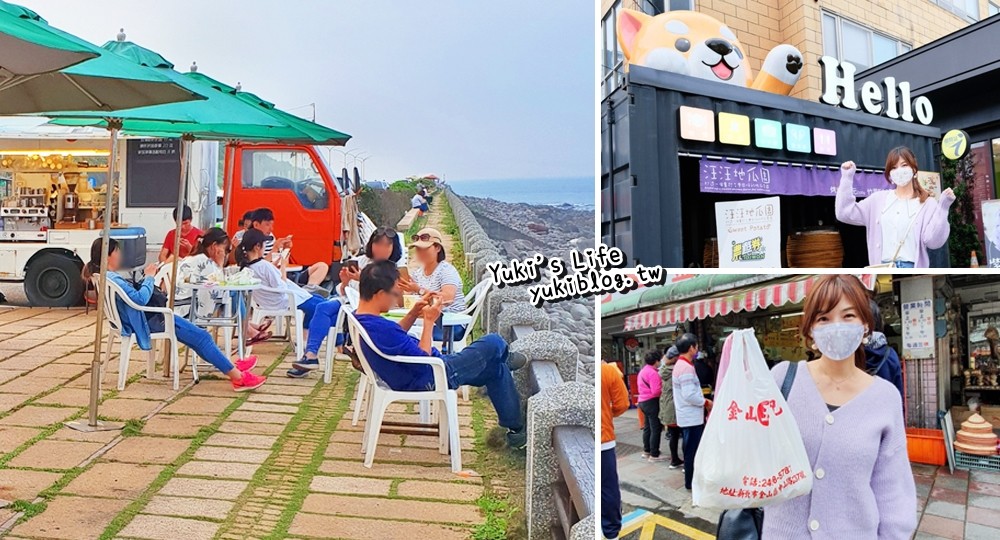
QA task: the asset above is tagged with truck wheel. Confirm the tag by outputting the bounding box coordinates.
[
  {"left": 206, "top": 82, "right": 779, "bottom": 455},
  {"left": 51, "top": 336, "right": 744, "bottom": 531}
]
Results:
[{"left": 24, "top": 253, "right": 84, "bottom": 308}]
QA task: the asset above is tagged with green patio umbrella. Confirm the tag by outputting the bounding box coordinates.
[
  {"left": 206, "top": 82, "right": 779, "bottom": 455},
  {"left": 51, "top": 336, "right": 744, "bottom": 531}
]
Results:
[
  {"left": 0, "top": 3, "right": 97, "bottom": 76},
  {"left": 0, "top": 4, "right": 202, "bottom": 115}
]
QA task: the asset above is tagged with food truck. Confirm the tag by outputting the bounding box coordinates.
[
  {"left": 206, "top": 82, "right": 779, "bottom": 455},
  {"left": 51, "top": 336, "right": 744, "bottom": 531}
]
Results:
[
  {"left": 0, "top": 120, "right": 362, "bottom": 307},
  {"left": 0, "top": 119, "right": 218, "bottom": 307}
]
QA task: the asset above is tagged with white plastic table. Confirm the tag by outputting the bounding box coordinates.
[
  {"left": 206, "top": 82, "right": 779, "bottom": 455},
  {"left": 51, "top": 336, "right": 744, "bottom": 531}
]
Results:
[{"left": 178, "top": 282, "right": 262, "bottom": 360}]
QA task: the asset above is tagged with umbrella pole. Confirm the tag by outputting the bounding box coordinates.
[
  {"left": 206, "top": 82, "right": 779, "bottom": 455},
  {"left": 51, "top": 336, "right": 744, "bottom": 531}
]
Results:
[
  {"left": 164, "top": 135, "right": 193, "bottom": 379},
  {"left": 67, "top": 121, "right": 124, "bottom": 432}
]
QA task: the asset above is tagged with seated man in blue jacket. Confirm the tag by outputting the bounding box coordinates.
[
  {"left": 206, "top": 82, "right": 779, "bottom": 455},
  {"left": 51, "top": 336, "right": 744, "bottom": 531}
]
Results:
[
  {"left": 353, "top": 260, "right": 528, "bottom": 449},
  {"left": 865, "top": 299, "right": 904, "bottom": 410}
]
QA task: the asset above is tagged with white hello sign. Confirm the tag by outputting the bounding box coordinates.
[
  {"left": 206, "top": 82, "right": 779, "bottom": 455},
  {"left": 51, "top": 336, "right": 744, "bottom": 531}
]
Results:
[{"left": 818, "top": 56, "right": 933, "bottom": 125}]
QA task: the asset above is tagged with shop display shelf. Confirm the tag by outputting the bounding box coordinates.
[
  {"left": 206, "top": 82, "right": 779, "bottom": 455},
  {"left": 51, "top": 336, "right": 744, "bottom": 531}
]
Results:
[{"left": 954, "top": 451, "right": 1000, "bottom": 473}]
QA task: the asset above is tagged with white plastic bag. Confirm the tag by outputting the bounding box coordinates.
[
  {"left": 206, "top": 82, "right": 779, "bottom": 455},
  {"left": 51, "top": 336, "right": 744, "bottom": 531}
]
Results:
[{"left": 693, "top": 328, "right": 813, "bottom": 509}]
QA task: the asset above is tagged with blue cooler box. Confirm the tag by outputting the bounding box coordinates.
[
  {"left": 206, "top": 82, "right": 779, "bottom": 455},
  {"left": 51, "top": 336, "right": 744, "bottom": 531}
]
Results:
[{"left": 104, "top": 227, "right": 147, "bottom": 269}]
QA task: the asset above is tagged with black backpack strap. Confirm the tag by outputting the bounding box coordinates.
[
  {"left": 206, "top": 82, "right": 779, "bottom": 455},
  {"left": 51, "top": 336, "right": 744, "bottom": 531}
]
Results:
[{"left": 780, "top": 361, "right": 798, "bottom": 400}]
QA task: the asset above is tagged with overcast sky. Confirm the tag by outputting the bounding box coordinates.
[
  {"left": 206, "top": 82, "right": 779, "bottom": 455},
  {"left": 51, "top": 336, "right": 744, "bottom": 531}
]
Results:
[{"left": 23, "top": 0, "right": 594, "bottom": 182}]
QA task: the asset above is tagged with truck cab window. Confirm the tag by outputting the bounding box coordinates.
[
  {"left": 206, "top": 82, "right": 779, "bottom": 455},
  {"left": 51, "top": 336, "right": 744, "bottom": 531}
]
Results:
[{"left": 240, "top": 149, "right": 328, "bottom": 210}]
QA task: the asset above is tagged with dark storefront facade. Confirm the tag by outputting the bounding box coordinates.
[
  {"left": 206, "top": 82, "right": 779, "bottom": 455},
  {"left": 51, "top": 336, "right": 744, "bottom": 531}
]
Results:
[{"left": 602, "top": 65, "right": 947, "bottom": 268}]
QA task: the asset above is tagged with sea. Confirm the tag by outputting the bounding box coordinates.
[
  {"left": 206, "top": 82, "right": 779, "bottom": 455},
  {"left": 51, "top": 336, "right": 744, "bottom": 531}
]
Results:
[{"left": 448, "top": 177, "right": 593, "bottom": 210}]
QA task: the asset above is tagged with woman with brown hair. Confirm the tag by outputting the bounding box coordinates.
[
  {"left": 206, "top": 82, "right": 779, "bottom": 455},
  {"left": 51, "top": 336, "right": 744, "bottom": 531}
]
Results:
[
  {"left": 836, "top": 146, "right": 955, "bottom": 267},
  {"left": 764, "top": 275, "right": 915, "bottom": 538}
]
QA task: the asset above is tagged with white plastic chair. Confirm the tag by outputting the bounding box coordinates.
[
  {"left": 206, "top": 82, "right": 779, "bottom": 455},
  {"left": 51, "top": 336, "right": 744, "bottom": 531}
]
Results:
[
  {"left": 436, "top": 280, "right": 491, "bottom": 401},
  {"left": 250, "top": 285, "right": 305, "bottom": 361},
  {"left": 101, "top": 276, "right": 194, "bottom": 391},
  {"left": 324, "top": 291, "right": 355, "bottom": 385},
  {"left": 345, "top": 311, "right": 462, "bottom": 472}
]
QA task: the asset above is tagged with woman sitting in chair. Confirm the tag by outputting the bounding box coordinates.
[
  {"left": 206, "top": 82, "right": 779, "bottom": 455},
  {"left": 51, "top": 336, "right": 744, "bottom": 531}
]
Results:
[
  {"left": 237, "top": 228, "right": 343, "bottom": 377},
  {"left": 397, "top": 227, "right": 466, "bottom": 341},
  {"left": 158, "top": 227, "right": 272, "bottom": 345},
  {"left": 85, "top": 238, "right": 266, "bottom": 392}
]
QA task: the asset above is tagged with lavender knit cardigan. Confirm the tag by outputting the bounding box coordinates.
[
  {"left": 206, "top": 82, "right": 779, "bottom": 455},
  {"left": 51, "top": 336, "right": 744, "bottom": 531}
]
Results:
[
  {"left": 763, "top": 362, "right": 916, "bottom": 540},
  {"left": 834, "top": 168, "right": 955, "bottom": 267}
]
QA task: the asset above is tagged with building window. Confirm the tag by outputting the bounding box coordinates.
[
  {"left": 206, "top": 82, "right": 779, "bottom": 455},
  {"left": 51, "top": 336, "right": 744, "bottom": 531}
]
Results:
[
  {"left": 601, "top": 0, "right": 695, "bottom": 97},
  {"left": 932, "top": 0, "right": 980, "bottom": 21},
  {"left": 990, "top": 2, "right": 1000, "bottom": 16},
  {"left": 821, "top": 12, "right": 911, "bottom": 71}
]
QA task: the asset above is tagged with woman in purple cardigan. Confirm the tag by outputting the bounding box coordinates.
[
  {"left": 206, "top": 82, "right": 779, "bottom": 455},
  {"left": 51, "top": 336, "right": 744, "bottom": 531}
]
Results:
[
  {"left": 835, "top": 146, "right": 955, "bottom": 268},
  {"left": 766, "top": 275, "right": 916, "bottom": 539}
]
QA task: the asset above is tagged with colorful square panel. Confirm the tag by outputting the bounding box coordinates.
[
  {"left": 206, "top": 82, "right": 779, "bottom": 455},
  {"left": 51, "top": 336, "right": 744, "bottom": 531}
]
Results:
[
  {"left": 813, "top": 127, "right": 837, "bottom": 156},
  {"left": 786, "top": 123, "right": 812, "bottom": 153},
  {"left": 679, "top": 106, "right": 715, "bottom": 142},
  {"left": 719, "top": 112, "right": 750, "bottom": 146},
  {"left": 754, "top": 119, "right": 783, "bottom": 150}
]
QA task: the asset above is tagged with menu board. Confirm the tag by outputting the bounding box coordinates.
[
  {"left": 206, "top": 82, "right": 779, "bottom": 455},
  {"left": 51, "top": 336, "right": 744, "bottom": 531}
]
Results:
[
  {"left": 125, "top": 138, "right": 182, "bottom": 207},
  {"left": 715, "top": 196, "right": 781, "bottom": 268}
]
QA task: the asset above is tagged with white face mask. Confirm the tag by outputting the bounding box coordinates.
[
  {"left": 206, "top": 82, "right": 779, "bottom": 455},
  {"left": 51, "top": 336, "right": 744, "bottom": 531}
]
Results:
[
  {"left": 811, "top": 322, "right": 865, "bottom": 361},
  {"left": 889, "top": 166, "right": 914, "bottom": 186}
]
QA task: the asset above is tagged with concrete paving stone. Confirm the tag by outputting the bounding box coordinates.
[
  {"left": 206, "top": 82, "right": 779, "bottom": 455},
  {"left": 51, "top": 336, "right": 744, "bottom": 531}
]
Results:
[
  {"left": 309, "top": 476, "right": 391, "bottom": 496},
  {"left": 970, "top": 492, "right": 1000, "bottom": 511},
  {"left": 0, "top": 369, "right": 24, "bottom": 384},
  {"left": 254, "top": 383, "right": 313, "bottom": 396},
  {"left": 116, "top": 382, "right": 182, "bottom": 401},
  {"left": 0, "top": 339, "right": 47, "bottom": 351},
  {"left": 324, "top": 441, "right": 451, "bottom": 465},
  {"left": 26, "top": 364, "right": 89, "bottom": 380},
  {"left": 216, "top": 420, "right": 285, "bottom": 436},
  {"left": 141, "top": 414, "right": 216, "bottom": 437},
  {"left": 101, "top": 436, "right": 191, "bottom": 465},
  {"left": 98, "top": 398, "right": 164, "bottom": 421},
  {"left": 300, "top": 492, "right": 481, "bottom": 524},
  {"left": 0, "top": 469, "right": 62, "bottom": 500},
  {"left": 8, "top": 439, "right": 104, "bottom": 470},
  {"left": 236, "top": 401, "right": 298, "bottom": 414},
  {"left": 965, "top": 523, "right": 1000, "bottom": 540},
  {"left": 970, "top": 480, "right": 1000, "bottom": 497},
  {"left": 203, "top": 433, "right": 278, "bottom": 450},
  {"left": 288, "top": 513, "right": 470, "bottom": 540},
  {"left": 0, "top": 405, "right": 80, "bottom": 428},
  {"left": 160, "top": 395, "right": 235, "bottom": 415},
  {"left": 334, "top": 418, "right": 365, "bottom": 432},
  {"left": 175, "top": 460, "right": 260, "bottom": 481},
  {"left": 52, "top": 353, "right": 102, "bottom": 365},
  {"left": 924, "top": 500, "right": 967, "bottom": 521},
  {"left": 329, "top": 430, "right": 402, "bottom": 447},
  {"left": 0, "top": 376, "right": 67, "bottom": 396},
  {"left": 933, "top": 475, "right": 969, "bottom": 491},
  {"left": 918, "top": 514, "right": 966, "bottom": 540},
  {"left": 192, "top": 446, "right": 270, "bottom": 464},
  {"left": 185, "top": 380, "right": 240, "bottom": 398},
  {"left": 7, "top": 495, "right": 129, "bottom": 540},
  {"left": 143, "top": 495, "right": 236, "bottom": 521},
  {"left": 34, "top": 387, "right": 98, "bottom": 407},
  {"left": 317, "top": 460, "right": 481, "bottom": 483},
  {"left": 119, "top": 514, "right": 220, "bottom": 540},
  {"left": 396, "top": 480, "right": 483, "bottom": 502},
  {"left": 158, "top": 477, "right": 248, "bottom": 500},
  {"left": 47, "top": 426, "right": 120, "bottom": 444},
  {"left": 0, "top": 392, "right": 32, "bottom": 412},
  {"left": 967, "top": 506, "right": 1000, "bottom": 528},
  {"left": 971, "top": 471, "right": 1000, "bottom": 485},
  {"left": 0, "top": 426, "right": 40, "bottom": 453},
  {"left": 914, "top": 533, "right": 950, "bottom": 540},
  {"left": 404, "top": 435, "right": 475, "bottom": 452},
  {"left": 245, "top": 393, "right": 302, "bottom": 405},
  {"left": 916, "top": 482, "right": 932, "bottom": 499},
  {"left": 226, "top": 410, "right": 292, "bottom": 424},
  {"left": 62, "top": 462, "right": 164, "bottom": 499}
]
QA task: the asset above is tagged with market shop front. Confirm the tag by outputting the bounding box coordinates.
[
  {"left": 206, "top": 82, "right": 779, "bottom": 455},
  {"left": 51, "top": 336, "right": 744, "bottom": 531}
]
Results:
[{"left": 601, "top": 65, "right": 947, "bottom": 268}]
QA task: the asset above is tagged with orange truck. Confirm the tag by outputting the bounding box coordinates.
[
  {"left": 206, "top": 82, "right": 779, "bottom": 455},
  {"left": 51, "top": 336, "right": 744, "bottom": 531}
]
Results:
[{"left": 222, "top": 142, "right": 361, "bottom": 269}]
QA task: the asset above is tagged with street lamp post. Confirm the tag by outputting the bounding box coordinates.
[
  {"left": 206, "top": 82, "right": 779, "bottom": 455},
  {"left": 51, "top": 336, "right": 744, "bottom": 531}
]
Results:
[
  {"left": 332, "top": 148, "right": 366, "bottom": 168},
  {"left": 356, "top": 155, "right": 372, "bottom": 180}
]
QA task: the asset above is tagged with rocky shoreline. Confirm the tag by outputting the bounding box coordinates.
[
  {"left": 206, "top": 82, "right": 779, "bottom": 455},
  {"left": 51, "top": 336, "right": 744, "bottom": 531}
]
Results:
[{"left": 456, "top": 195, "right": 595, "bottom": 363}]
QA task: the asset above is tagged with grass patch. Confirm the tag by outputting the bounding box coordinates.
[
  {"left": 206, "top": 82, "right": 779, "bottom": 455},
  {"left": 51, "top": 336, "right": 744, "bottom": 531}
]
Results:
[
  {"left": 121, "top": 418, "right": 146, "bottom": 437},
  {"left": 405, "top": 213, "right": 428, "bottom": 238},
  {"left": 469, "top": 395, "right": 527, "bottom": 539},
  {"left": 10, "top": 499, "right": 47, "bottom": 520}
]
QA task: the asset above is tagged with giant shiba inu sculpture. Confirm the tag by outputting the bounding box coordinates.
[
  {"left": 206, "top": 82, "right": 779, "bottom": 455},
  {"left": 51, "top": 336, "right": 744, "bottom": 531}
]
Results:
[{"left": 617, "top": 9, "right": 803, "bottom": 96}]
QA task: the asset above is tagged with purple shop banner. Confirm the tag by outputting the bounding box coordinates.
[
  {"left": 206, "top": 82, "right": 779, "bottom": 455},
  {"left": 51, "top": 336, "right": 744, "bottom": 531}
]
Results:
[{"left": 699, "top": 157, "right": 887, "bottom": 197}]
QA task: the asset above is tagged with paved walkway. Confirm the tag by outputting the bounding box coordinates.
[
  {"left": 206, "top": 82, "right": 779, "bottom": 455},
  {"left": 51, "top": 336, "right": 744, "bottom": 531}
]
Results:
[
  {"left": 613, "top": 409, "right": 1000, "bottom": 540},
  {"left": 0, "top": 195, "right": 516, "bottom": 540}
]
